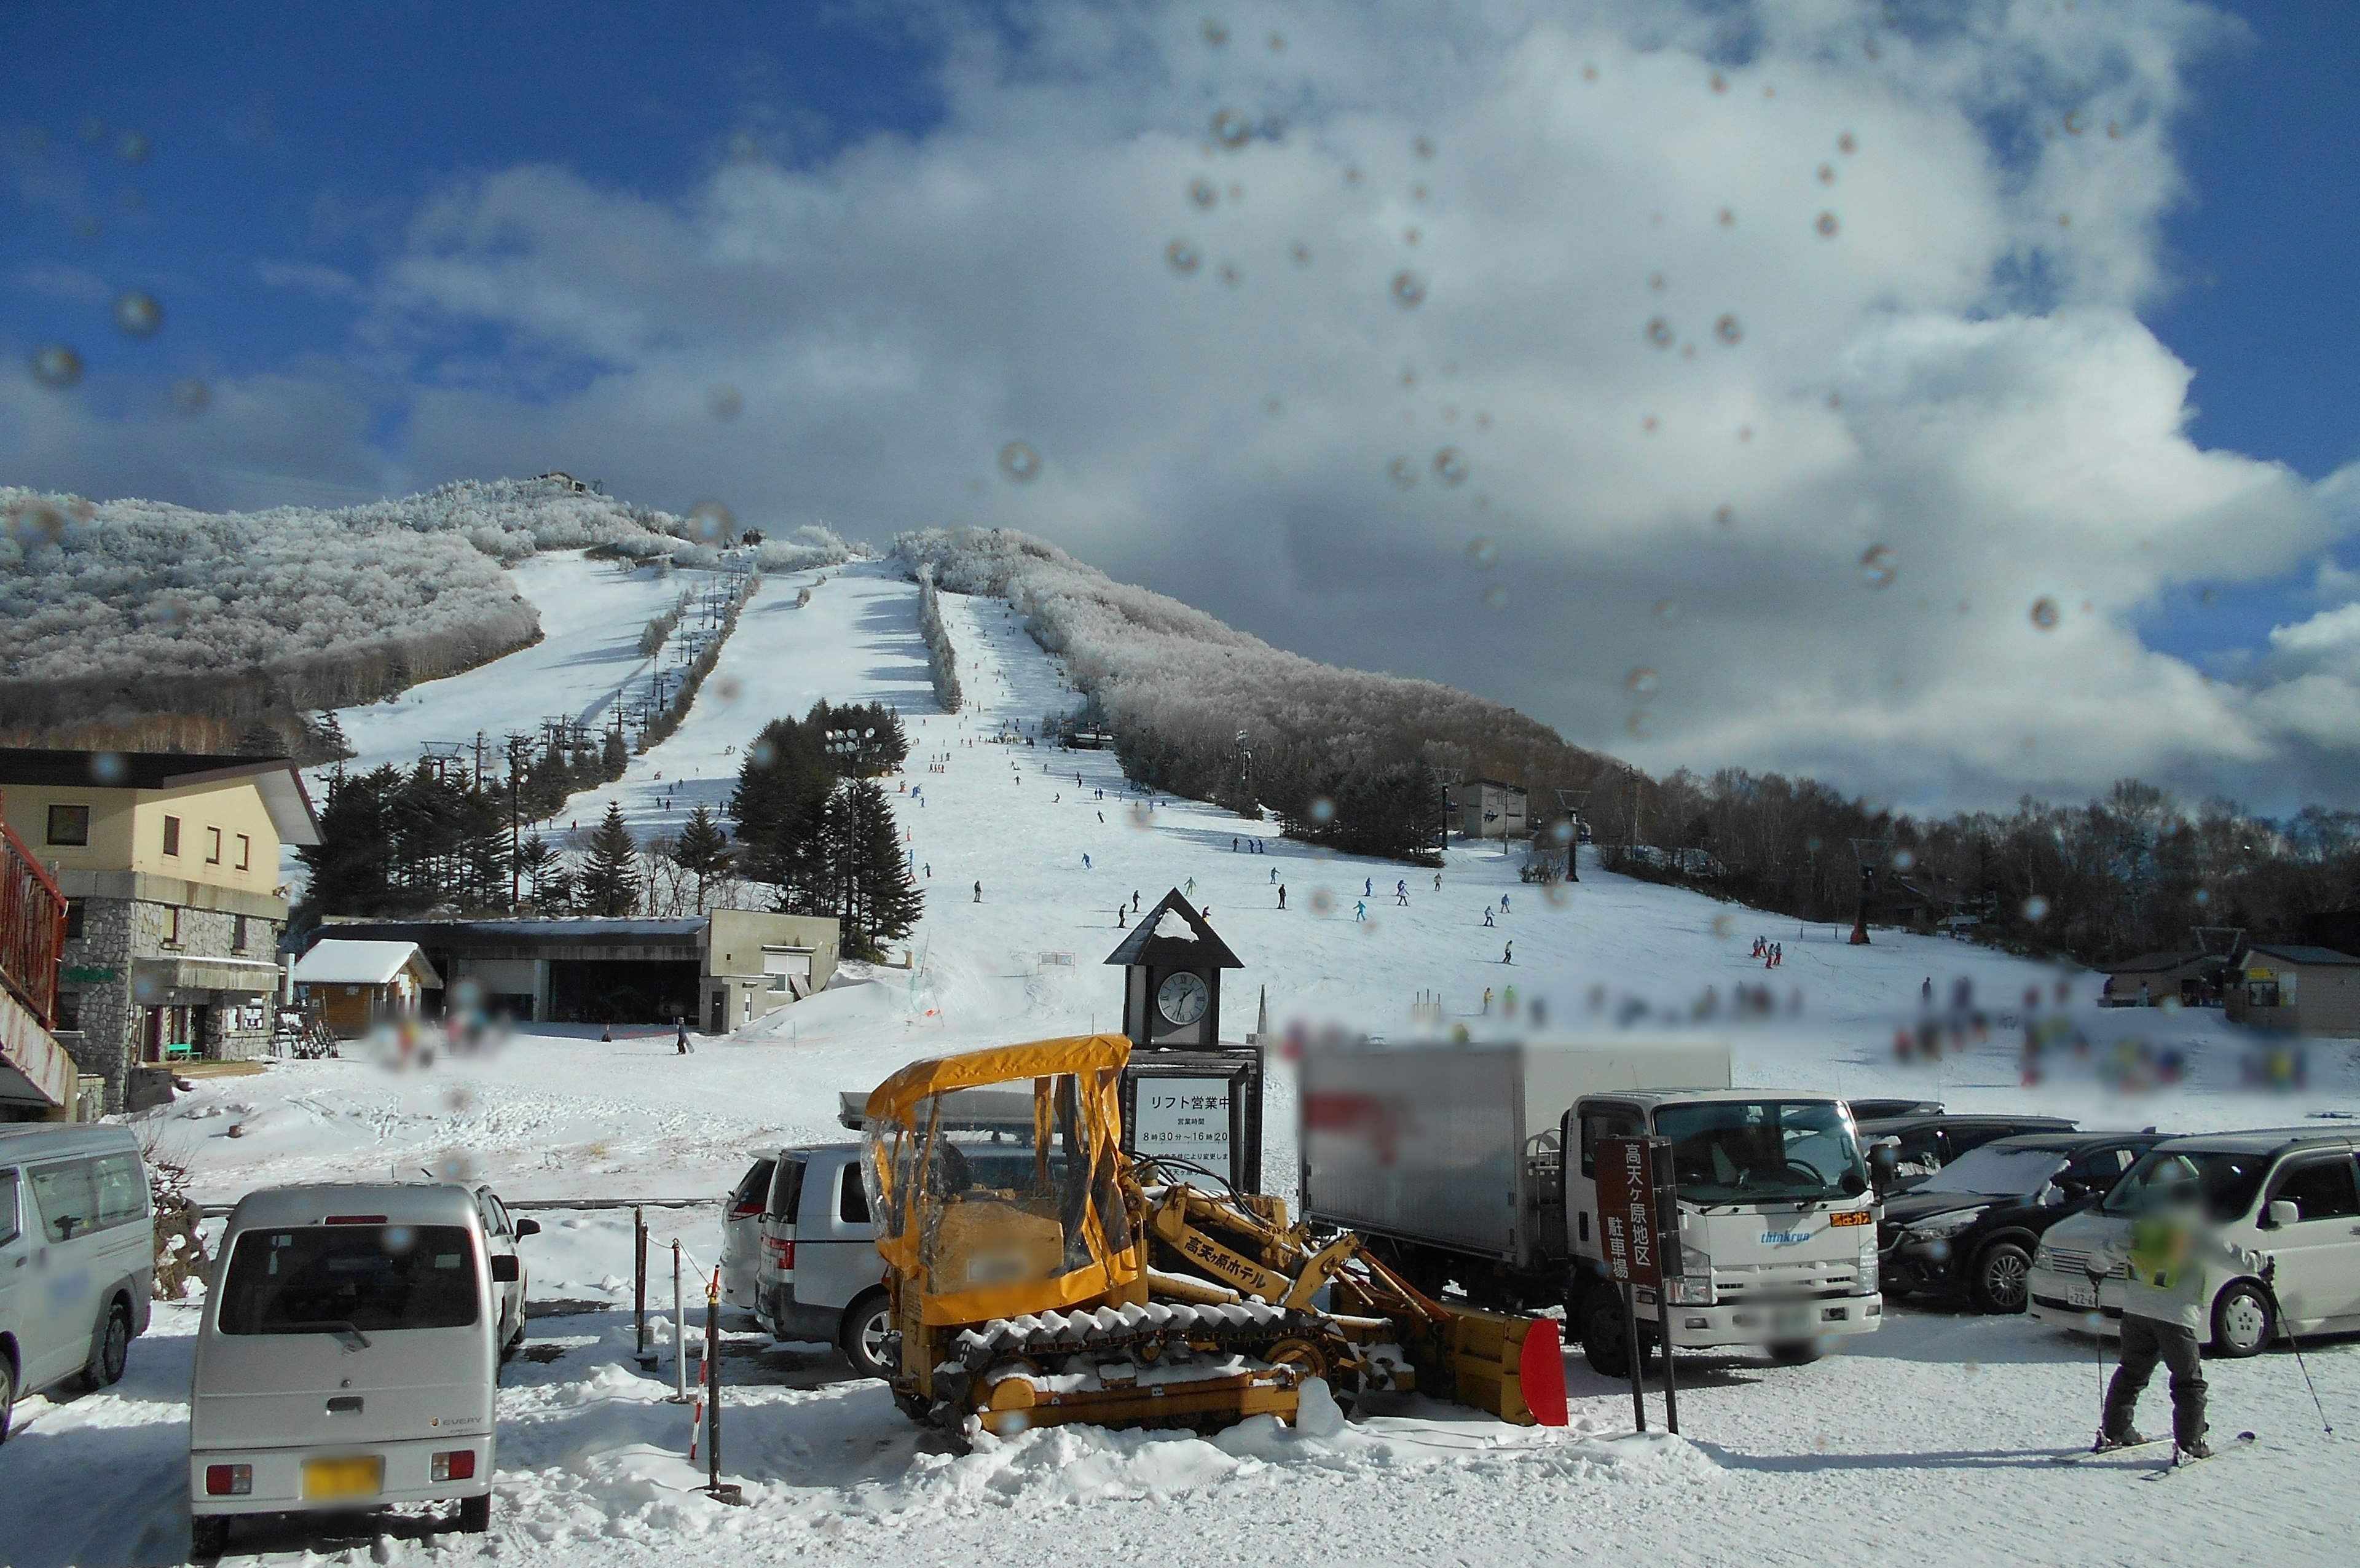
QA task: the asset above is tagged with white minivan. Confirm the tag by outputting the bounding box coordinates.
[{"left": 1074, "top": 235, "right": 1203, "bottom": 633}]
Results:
[
  {"left": 189, "top": 1184, "right": 508, "bottom": 1554},
  {"left": 750, "top": 1144, "right": 889, "bottom": 1378},
  {"left": 0, "top": 1124, "right": 154, "bottom": 1442},
  {"left": 2028, "top": 1129, "right": 2360, "bottom": 1354}
]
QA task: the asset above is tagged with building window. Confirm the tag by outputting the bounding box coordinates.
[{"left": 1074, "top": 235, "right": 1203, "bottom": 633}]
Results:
[
  {"left": 163, "top": 815, "right": 181, "bottom": 856},
  {"left": 234, "top": 914, "right": 249, "bottom": 952},
  {"left": 56, "top": 992, "right": 81, "bottom": 1031},
  {"left": 206, "top": 826, "right": 222, "bottom": 864},
  {"left": 65, "top": 900, "right": 85, "bottom": 941},
  {"left": 46, "top": 804, "right": 90, "bottom": 846},
  {"left": 164, "top": 906, "right": 181, "bottom": 947},
  {"left": 236, "top": 833, "right": 251, "bottom": 871}
]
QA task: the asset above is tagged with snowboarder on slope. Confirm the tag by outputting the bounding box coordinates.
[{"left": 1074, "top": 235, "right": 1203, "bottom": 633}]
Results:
[
  {"left": 1503, "top": 940, "right": 1514, "bottom": 965},
  {"left": 1354, "top": 901, "right": 1367, "bottom": 922},
  {"left": 1483, "top": 907, "right": 1495, "bottom": 928},
  {"left": 1277, "top": 885, "right": 1286, "bottom": 909},
  {"left": 2092, "top": 1163, "right": 2270, "bottom": 1460}
]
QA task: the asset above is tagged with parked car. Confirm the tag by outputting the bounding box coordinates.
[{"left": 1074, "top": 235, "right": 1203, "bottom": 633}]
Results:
[
  {"left": 0, "top": 1123, "right": 154, "bottom": 1443},
  {"left": 2028, "top": 1129, "right": 2360, "bottom": 1355},
  {"left": 472, "top": 1185, "right": 540, "bottom": 1357},
  {"left": 719, "top": 1147, "right": 784, "bottom": 1314},
  {"left": 752, "top": 1144, "right": 889, "bottom": 1376},
  {"left": 1845, "top": 1098, "right": 1946, "bottom": 1123},
  {"left": 1878, "top": 1132, "right": 2166, "bottom": 1312},
  {"left": 1857, "top": 1113, "right": 2080, "bottom": 1195},
  {"left": 189, "top": 1183, "right": 509, "bottom": 1554}
]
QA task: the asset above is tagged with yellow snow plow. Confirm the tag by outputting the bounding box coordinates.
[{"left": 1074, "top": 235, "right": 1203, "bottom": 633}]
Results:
[{"left": 862, "top": 1035, "right": 1568, "bottom": 1443}]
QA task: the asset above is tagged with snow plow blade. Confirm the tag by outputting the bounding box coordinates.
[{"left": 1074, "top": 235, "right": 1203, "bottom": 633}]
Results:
[{"left": 1415, "top": 1305, "right": 1568, "bottom": 1427}]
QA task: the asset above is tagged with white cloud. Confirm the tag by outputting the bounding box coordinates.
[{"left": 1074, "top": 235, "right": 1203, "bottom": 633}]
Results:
[{"left": 10, "top": 0, "right": 2358, "bottom": 810}]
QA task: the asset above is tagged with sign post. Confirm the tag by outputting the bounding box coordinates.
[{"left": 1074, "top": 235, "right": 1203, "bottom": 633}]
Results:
[{"left": 1595, "top": 1134, "right": 1683, "bottom": 1434}]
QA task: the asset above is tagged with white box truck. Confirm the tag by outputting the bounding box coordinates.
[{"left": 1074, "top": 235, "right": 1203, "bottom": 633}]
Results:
[{"left": 1301, "top": 1037, "right": 1882, "bottom": 1373}]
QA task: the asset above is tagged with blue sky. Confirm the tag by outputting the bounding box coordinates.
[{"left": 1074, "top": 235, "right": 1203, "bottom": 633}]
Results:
[{"left": 6, "top": 2, "right": 2359, "bottom": 809}]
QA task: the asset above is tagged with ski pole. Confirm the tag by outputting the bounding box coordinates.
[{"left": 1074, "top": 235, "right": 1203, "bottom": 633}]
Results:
[
  {"left": 2263, "top": 1263, "right": 2334, "bottom": 1437},
  {"left": 2085, "top": 1266, "right": 2110, "bottom": 1443}
]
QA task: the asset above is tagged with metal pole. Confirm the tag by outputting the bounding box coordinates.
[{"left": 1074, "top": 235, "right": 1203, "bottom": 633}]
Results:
[
  {"left": 1624, "top": 1284, "right": 1647, "bottom": 1432},
  {"left": 632, "top": 1206, "right": 648, "bottom": 1365},
  {"left": 1661, "top": 1313, "right": 1680, "bottom": 1434},
  {"left": 706, "top": 1272, "right": 722, "bottom": 1489},
  {"left": 672, "top": 1241, "right": 690, "bottom": 1402}
]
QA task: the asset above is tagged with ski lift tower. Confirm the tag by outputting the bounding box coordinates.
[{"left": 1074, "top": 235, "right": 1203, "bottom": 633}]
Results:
[
  {"left": 1234, "top": 731, "right": 1253, "bottom": 809},
  {"left": 1554, "top": 789, "right": 1589, "bottom": 883},
  {"left": 1847, "top": 837, "right": 1891, "bottom": 946}
]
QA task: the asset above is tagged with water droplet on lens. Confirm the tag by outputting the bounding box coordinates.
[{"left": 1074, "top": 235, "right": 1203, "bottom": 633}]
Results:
[
  {"left": 1482, "top": 585, "right": 1508, "bottom": 611},
  {"left": 1653, "top": 598, "right": 1679, "bottom": 623},
  {"left": 1709, "top": 72, "right": 1727, "bottom": 93},
  {"left": 2029, "top": 596, "right": 2061, "bottom": 630},
  {"left": 1715, "top": 314, "right": 1742, "bottom": 345},
  {"left": 1648, "top": 272, "right": 1666, "bottom": 291},
  {"left": 1386, "top": 457, "right": 1418, "bottom": 488},
  {"left": 706, "top": 383, "right": 743, "bottom": 420},
  {"left": 1641, "top": 415, "right": 1658, "bottom": 433},
  {"left": 1413, "top": 135, "right": 1435, "bottom": 159},
  {"left": 1827, "top": 391, "right": 1843, "bottom": 410},
  {"left": 1268, "top": 31, "right": 1284, "bottom": 52},
  {"left": 1218, "top": 261, "right": 1241, "bottom": 286},
  {"left": 1625, "top": 667, "right": 1660, "bottom": 700},
  {"left": 1166, "top": 240, "right": 1202, "bottom": 275},
  {"left": 1645, "top": 316, "right": 1674, "bottom": 349},
  {"left": 1627, "top": 711, "right": 1653, "bottom": 737},
  {"left": 1188, "top": 177, "right": 1218, "bottom": 208},
  {"left": 116, "top": 130, "right": 149, "bottom": 163},
  {"left": 1211, "top": 109, "right": 1253, "bottom": 148},
  {"left": 1401, "top": 225, "right": 1420, "bottom": 246},
  {"left": 4, "top": 500, "right": 68, "bottom": 546},
  {"left": 2200, "top": 587, "right": 2217, "bottom": 605},
  {"left": 2064, "top": 110, "right": 2087, "bottom": 135},
  {"left": 1713, "top": 504, "right": 1734, "bottom": 527},
  {"left": 1289, "top": 241, "right": 1311, "bottom": 265},
  {"left": 1858, "top": 545, "right": 1897, "bottom": 588},
  {"left": 1201, "top": 17, "right": 1229, "bottom": 45},
  {"left": 1717, "top": 206, "right": 1736, "bottom": 227},
  {"left": 1391, "top": 270, "right": 1426, "bottom": 307},
  {"left": 1309, "top": 797, "right": 1335, "bottom": 825},
  {"left": 1433, "top": 448, "right": 1469, "bottom": 485},
  {"left": 2022, "top": 894, "right": 2051, "bottom": 923},
  {"left": 1838, "top": 131, "right": 1858, "bottom": 155},
  {"left": 1309, "top": 886, "right": 1336, "bottom": 915},
  {"left": 1892, "top": 847, "right": 1916, "bottom": 871},
  {"left": 714, "top": 675, "right": 745, "bottom": 705},
  {"left": 1466, "top": 537, "right": 1498, "bottom": 568},
  {"left": 1712, "top": 912, "right": 1735, "bottom": 939},
  {"left": 1816, "top": 211, "right": 1841, "bottom": 237},
  {"left": 114, "top": 288, "right": 164, "bottom": 337},
  {"left": 172, "top": 377, "right": 210, "bottom": 412},
  {"left": 1818, "top": 163, "right": 1836, "bottom": 184},
  {"left": 1343, "top": 165, "right": 1361, "bottom": 186},
  {"left": 30, "top": 343, "right": 82, "bottom": 388},
  {"left": 689, "top": 499, "right": 736, "bottom": 541},
  {"left": 999, "top": 442, "right": 1042, "bottom": 482}
]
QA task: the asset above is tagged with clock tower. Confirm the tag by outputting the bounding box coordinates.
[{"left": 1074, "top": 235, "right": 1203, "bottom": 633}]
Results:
[{"left": 1104, "top": 888, "right": 1242, "bottom": 1048}]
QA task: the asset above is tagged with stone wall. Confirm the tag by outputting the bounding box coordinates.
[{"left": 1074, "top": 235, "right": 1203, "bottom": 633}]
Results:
[{"left": 59, "top": 895, "right": 283, "bottom": 1110}]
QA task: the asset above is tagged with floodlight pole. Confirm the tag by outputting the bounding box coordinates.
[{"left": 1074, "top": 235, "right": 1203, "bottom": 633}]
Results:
[
  {"left": 1848, "top": 837, "right": 1890, "bottom": 946},
  {"left": 1556, "top": 790, "right": 1589, "bottom": 883}
]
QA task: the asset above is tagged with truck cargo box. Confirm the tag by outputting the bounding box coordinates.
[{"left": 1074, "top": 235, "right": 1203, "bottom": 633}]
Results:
[{"left": 1300, "top": 1038, "right": 1732, "bottom": 1267}]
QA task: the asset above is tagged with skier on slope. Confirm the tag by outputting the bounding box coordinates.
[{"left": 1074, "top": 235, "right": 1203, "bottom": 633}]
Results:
[{"left": 2091, "top": 1160, "right": 2270, "bottom": 1461}]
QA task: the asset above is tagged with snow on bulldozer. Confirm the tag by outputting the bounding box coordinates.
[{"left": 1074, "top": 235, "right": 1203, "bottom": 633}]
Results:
[{"left": 860, "top": 1034, "right": 1569, "bottom": 1444}]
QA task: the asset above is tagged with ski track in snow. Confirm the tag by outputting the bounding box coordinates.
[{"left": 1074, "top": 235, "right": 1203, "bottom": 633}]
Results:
[{"left": 17, "top": 553, "right": 2358, "bottom": 1566}]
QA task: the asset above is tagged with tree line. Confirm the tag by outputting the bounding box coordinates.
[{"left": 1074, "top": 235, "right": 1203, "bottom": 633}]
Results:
[{"left": 729, "top": 699, "right": 921, "bottom": 959}]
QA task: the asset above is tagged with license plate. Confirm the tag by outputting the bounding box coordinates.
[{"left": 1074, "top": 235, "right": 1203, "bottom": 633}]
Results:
[
  {"left": 303, "top": 1456, "right": 384, "bottom": 1500},
  {"left": 2066, "top": 1279, "right": 2098, "bottom": 1309}
]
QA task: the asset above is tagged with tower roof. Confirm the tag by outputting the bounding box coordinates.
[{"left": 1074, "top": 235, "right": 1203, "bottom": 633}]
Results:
[{"left": 1102, "top": 887, "right": 1243, "bottom": 970}]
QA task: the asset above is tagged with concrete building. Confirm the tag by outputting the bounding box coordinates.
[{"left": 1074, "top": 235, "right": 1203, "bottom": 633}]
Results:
[
  {"left": 291, "top": 939, "right": 442, "bottom": 1037},
  {"left": 0, "top": 749, "right": 320, "bottom": 1111},
  {"left": 2227, "top": 944, "right": 2360, "bottom": 1037},
  {"left": 1450, "top": 778, "right": 1528, "bottom": 841},
  {"left": 310, "top": 909, "right": 838, "bottom": 1032},
  {"left": 2101, "top": 950, "right": 2219, "bottom": 1008}
]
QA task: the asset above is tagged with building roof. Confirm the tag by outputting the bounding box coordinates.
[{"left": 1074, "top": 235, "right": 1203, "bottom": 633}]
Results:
[
  {"left": 2244, "top": 944, "right": 2360, "bottom": 968},
  {"left": 291, "top": 938, "right": 441, "bottom": 988},
  {"left": 1458, "top": 777, "right": 1527, "bottom": 794},
  {"left": 1103, "top": 888, "right": 1243, "bottom": 970},
  {"left": 0, "top": 748, "right": 323, "bottom": 847},
  {"left": 2104, "top": 950, "right": 2209, "bottom": 976}
]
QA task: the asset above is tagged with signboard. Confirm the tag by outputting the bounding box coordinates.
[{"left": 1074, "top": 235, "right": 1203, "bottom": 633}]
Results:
[
  {"left": 1119, "top": 1048, "right": 1262, "bottom": 1193},
  {"left": 1594, "top": 1134, "right": 1681, "bottom": 1290}
]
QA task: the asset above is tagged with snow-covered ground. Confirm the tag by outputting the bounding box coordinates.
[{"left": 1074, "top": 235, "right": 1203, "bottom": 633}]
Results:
[{"left": 10, "top": 553, "right": 2358, "bottom": 1566}]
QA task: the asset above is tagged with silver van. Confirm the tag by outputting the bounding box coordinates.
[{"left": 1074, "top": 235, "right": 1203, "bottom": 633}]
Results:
[
  {"left": 189, "top": 1183, "right": 509, "bottom": 1554},
  {"left": 0, "top": 1123, "right": 154, "bottom": 1443},
  {"left": 750, "top": 1144, "right": 889, "bottom": 1378}
]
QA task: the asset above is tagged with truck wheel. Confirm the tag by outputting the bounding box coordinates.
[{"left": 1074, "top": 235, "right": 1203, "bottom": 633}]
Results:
[
  {"left": 1968, "top": 1241, "right": 2032, "bottom": 1314},
  {"left": 458, "top": 1493, "right": 492, "bottom": 1533},
  {"left": 1, "top": 1355, "right": 15, "bottom": 1445},
  {"left": 840, "top": 1291, "right": 895, "bottom": 1380},
  {"left": 190, "top": 1516, "right": 232, "bottom": 1558},
  {"left": 84, "top": 1299, "right": 132, "bottom": 1389},
  {"left": 1767, "top": 1342, "right": 1822, "bottom": 1366},
  {"left": 1579, "top": 1290, "right": 1631, "bottom": 1378}
]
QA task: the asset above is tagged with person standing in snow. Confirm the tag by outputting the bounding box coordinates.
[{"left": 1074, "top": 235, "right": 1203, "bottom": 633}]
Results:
[
  {"left": 1482, "top": 987, "right": 1493, "bottom": 1014},
  {"left": 1354, "top": 900, "right": 1367, "bottom": 922},
  {"left": 1184, "top": 877, "right": 1195, "bottom": 896},
  {"left": 1133, "top": 890, "right": 1141, "bottom": 912},
  {"left": 675, "top": 1017, "right": 693, "bottom": 1054},
  {"left": 1503, "top": 939, "right": 1514, "bottom": 965},
  {"left": 1364, "top": 877, "right": 1373, "bottom": 897},
  {"left": 1483, "top": 907, "right": 1495, "bottom": 928},
  {"left": 1083, "top": 853, "right": 1092, "bottom": 869},
  {"left": 1270, "top": 866, "right": 1278, "bottom": 884},
  {"left": 1922, "top": 976, "right": 1934, "bottom": 1006},
  {"left": 1433, "top": 872, "right": 1442, "bottom": 892},
  {"left": 1277, "top": 885, "right": 1286, "bottom": 909},
  {"left": 1500, "top": 893, "right": 1511, "bottom": 914},
  {"left": 974, "top": 880, "right": 983, "bottom": 903},
  {"left": 1117, "top": 904, "right": 1127, "bottom": 928},
  {"left": 2092, "top": 1163, "right": 2270, "bottom": 1460}
]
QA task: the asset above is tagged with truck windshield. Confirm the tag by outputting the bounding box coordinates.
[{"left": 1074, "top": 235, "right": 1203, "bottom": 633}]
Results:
[
  {"left": 218, "top": 1225, "right": 481, "bottom": 1335},
  {"left": 1655, "top": 1101, "right": 1870, "bottom": 1204}
]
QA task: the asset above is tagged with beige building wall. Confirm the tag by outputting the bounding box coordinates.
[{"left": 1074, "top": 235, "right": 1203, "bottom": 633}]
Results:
[{"left": 13, "top": 775, "right": 286, "bottom": 898}]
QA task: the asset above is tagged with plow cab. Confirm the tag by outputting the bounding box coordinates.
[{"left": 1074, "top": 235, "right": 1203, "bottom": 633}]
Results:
[{"left": 863, "top": 1035, "right": 1565, "bottom": 1443}]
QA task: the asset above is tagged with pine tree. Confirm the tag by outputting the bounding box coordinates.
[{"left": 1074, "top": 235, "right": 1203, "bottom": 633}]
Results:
[
  {"left": 297, "top": 766, "right": 398, "bottom": 914},
  {"left": 820, "top": 779, "right": 922, "bottom": 957},
  {"left": 235, "top": 718, "right": 286, "bottom": 758},
  {"left": 514, "top": 834, "right": 568, "bottom": 911},
  {"left": 577, "top": 804, "right": 642, "bottom": 916},
  {"left": 671, "top": 804, "right": 736, "bottom": 913},
  {"left": 602, "top": 726, "right": 630, "bottom": 781}
]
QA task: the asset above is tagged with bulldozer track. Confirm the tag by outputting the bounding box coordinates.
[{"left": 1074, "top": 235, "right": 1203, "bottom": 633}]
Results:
[{"left": 953, "top": 1299, "right": 1308, "bottom": 1358}]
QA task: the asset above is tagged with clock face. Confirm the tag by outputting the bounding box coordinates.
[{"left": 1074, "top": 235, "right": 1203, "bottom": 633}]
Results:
[{"left": 1155, "top": 970, "right": 1210, "bottom": 1027}]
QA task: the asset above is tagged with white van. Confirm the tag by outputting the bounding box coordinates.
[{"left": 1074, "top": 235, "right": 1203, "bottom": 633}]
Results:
[
  {"left": 2028, "top": 1129, "right": 2360, "bottom": 1354},
  {"left": 750, "top": 1144, "right": 889, "bottom": 1376},
  {"left": 0, "top": 1124, "right": 154, "bottom": 1442},
  {"left": 189, "top": 1184, "right": 508, "bottom": 1554}
]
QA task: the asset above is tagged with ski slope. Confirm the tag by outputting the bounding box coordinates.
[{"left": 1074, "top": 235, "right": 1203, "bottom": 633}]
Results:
[{"left": 9, "top": 552, "right": 2356, "bottom": 1567}]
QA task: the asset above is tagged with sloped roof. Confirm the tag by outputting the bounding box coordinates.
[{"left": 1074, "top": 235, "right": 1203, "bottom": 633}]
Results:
[
  {"left": 2104, "top": 950, "right": 2208, "bottom": 976},
  {"left": 0, "top": 748, "right": 321, "bottom": 847},
  {"left": 292, "top": 939, "right": 441, "bottom": 988},
  {"left": 1102, "top": 888, "right": 1243, "bottom": 970},
  {"left": 2245, "top": 944, "right": 2360, "bottom": 968}
]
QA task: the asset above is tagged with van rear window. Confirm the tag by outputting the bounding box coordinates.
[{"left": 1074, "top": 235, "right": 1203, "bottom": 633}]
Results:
[{"left": 218, "top": 1225, "right": 480, "bottom": 1335}]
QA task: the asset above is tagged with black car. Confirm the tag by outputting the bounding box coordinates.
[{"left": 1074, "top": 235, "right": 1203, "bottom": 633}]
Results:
[
  {"left": 1878, "top": 1132, "right": 2167, "bottom": 1312},
  {"left": 1846, "top": 1097, "right": 1946, "bottom": 1123},
  {"left": 1858, "top": 1112, "right": 2080, "bottom": 1196}
]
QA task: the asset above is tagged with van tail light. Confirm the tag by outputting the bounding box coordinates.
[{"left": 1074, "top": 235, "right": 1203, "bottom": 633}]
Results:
[
  {"left": 763, "top": 1236, "right": 795, "bottom": 1269},
  {"left": 431, "top": 1449, "right": 478, "bottom": 1483},
  {"left": 728, "top": 1198, "right": 763, "bottom": 1220},
  {"left": 205, "top": 1464, "right": 253, "bottom": 1496}
]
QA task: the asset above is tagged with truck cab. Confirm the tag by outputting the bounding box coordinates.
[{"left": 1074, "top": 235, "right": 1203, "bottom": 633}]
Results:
[{"left": 1563, "top": 1090, "right": 1881, "bottom": 1367}]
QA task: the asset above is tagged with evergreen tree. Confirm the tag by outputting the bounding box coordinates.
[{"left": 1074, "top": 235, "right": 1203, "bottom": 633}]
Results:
[
  {"left": 602, "top": 726, "right": 630, "bottom": 780},
  {"left": 234, "top": 719, "right": 286, "bottom": 758},
  {"left": 731, "top": 713, "right": 832, "bottom": 888},
  {"left": 577, "top": 804, "right": 642, "bottom": 916},
  {"left": 812, "top": 778, "right": 922, "bottom": 956},
  {"left": 671, "top": 804, "right": 736, "bottom": 912},
  {"left": 515, "top": 834, "right": 570, "bottom": 911},
  {"left": 306, "top": 710, "right": 355, "bottom": 762},
  {"left": 297, "top": 766, "right": 399, "bottom": 914}
]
